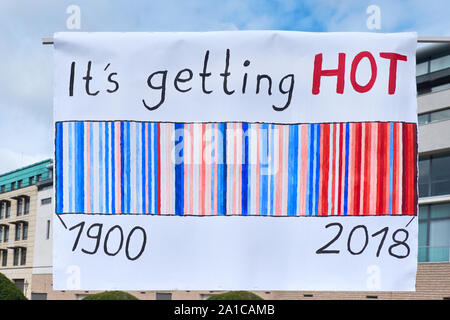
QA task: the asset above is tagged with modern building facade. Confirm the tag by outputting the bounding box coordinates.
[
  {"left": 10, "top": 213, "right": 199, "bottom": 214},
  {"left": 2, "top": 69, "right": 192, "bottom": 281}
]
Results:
[
  {"left": 0, "top": 159, "right": 52, "bottom": 299},
  {"left": 1, "top": 44, "right": 449, "bottom": 300}
]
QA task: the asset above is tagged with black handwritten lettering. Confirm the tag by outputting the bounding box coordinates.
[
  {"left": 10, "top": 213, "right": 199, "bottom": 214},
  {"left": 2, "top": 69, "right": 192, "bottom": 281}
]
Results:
[
  {"left": 142, "top": 70, "right": 168, "bottom": 111},
  {"left": 82, "top": 61, "right": 99, "bottom": 96}
]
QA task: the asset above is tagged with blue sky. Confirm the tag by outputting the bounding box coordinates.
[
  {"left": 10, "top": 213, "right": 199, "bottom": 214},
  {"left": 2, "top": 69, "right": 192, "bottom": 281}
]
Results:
[{"left": 0, "top": 0, "right": 449, "bottom": 173}]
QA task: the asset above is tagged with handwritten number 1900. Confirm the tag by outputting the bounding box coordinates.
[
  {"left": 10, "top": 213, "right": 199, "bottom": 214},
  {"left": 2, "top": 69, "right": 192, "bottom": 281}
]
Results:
[{"left": 69, "top": 222, "right": 147, "bottom": 261}]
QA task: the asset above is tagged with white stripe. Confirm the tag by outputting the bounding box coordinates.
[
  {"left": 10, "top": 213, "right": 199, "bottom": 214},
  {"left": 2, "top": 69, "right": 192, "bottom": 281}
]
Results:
[
  {"left": 159, "top": 124, "right": 166, "bottom": 214},
  {"left": 360, "top": 124, "right": 366, "bottom": 214},
  {"left": 250, "top": 124, "right": 257, "bottom": 214},
  {"left": 193, "top": 123, "right": 200, "bottom": 214},
  {"left": 62, "top": 123, "right": 69, "bottom": 212},
  {"left": 92, "top": 122, "right": 99, "bottom": 213},
  {"left": 273, "top": 125, "right": 279, "bottom": 214},
  {"left": 136, "top": 123, "right": 142, "bottom": 213},
  {"left": 398, "top": 124, "right": 403, "bottom": 214},
  {"left": 297, "top": 125, "right": 302, "bottom": 216},
  {"left": 226, "top": 125, "right": 233, "bottom": 215},
  {"left": 334, "top": 124, "right": 340, "bottom": 215},
  {"left": 151, "top": 123, "right": 156, "bottom": 214},
  {"left": 282, "top": 125, "right": 289, "bottom": 216},
  {"left": 328, "top": 124, "right": 333, "bottom": 215}
]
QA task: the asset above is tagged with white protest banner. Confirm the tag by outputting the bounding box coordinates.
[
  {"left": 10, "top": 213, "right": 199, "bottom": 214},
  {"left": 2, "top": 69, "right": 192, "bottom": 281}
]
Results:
[{"left": 53, "top": 31, "right": 418, "bottom": 291}]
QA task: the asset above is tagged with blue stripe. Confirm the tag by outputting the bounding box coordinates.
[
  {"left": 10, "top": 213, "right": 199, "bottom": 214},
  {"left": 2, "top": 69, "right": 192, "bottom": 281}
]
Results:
[
  {"left": 147, "top": 123, "right": 152, "bottom": 213},
  {"left": 307, "top": 124, "right": 314, "bottom": 216},
  {"left": 269, "top": 124, "right": 275, "bottom": 216},
  {"left": 75, "top": 122, "right": 85, "bottom": 212},
  {"left": 287, "top": 124, "right": 298, "bottom": 215},
  {"left": 344, "top": 123, "right": 350, "bottom": 216},
  {"left": 142, "top": 123, "right": 146, "bottom": 214},
  {"left": 126, "top": 122, "right": 131, "bottom": 213},
  {"left": 242, "top": 123, "right": 249, "bottom": 215},
  {"left": 99, "top": 122, "right": 104, "bottom": 213},
  {"left": 120, "top": 122, "right": 125, "bottom": 213},
  {"left": 68, "top": 123, "right": 73, "bottom": 213},
  {"left": 153, "top": 123, "right": 158, "bottom": 213},
  {"left": 104, "top": 122, "right": 109, "bottom": 213},
  {"left": 175, "top": 123, "right": 184, "bottom": 215},
  {"left": 111, "top": 123, "right": 115, "bottom": 214},
  {"left": 218, "top": 123, "right": 227, "bottom": 215},
  {"left": 56, "top": 122, "right": 63, "bottom": 213},
  {"left": 389, "top": 122, "right": 394, "bottom": 215},
  {"left": 136, "top": 124, "right": 141, "bottom": 213},
  {"left": 89, "top": 122, "right": 94, "bottom": 213},
  {"left": 260, "top": 124, "right": 269, "bottom": 215},
  {"left": 314, "top": 124, "right": 321, "bottom": 216},
  {"left": 211, "top": 124, "right": 215, "bottom": 214}
]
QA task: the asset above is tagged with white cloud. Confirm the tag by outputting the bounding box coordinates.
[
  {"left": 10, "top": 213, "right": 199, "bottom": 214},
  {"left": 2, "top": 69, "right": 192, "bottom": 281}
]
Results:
[{"left": 0, "top": 147, "right": 50, "bottom": 175}]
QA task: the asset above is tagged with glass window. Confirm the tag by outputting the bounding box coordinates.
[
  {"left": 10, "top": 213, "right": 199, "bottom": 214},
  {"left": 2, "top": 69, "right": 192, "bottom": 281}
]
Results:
[
  {"left": 13, "top": 248, "right": 19, "bottom": 266},
  {"left": 46, "top": 220, "right": 51, "bottom": 240},
  {"left": 0, "top": 202, "right": 4, "bottom": 219},
  {"left": 22, "top": 223, "right": 28, "bottom": 240},
  {"left": 430, "top": 154, "right": 450, "bottom": 196},
  {"left": 28, "top": 177, "right": 34, "bottom": 186},
  {"left": 1, "top": 250, "right": 7, "bottom": 266},
  {"left": 0, "top": 227, "right": 2, "bottom": 243},
  {"left": 5, "top": 202, "right": 10, "bottom": 218},
  {"left": 24, "top": 198, "right": 29, "bottom": 215},
  {"left": 419, "top": 158, "right": 430, "bottom": 197},
  {"left": 419, "top": 203, "right": 450, "bottom": 262},
  {"left": 430, "top": 54, "right": 450, "bottom": 73},
  {"left": 15, "top": 224, "right": 21, "bottom": 241},
  {"left": 17, "top": 180, "right": 22, "bottom": 189},
  {"left": 430, "top": 108, "right": 450, "bottom": 123},
  {"left": 155, "top": 293, "right": 172, "bottom": 300},
  {"left": 429, "top": 219, "right": 450, "bottom": 261},
  {"left": 17, "top": 199, "right": 22, "bottom": 216},
  {"left": 41, "top": 198, "right": 52, "bottom": 205},
  {"left": 431, "top": 82, "right": 450, "bottom": 93},
  {"left": 418, "top": 113, "right": 430, "bottom": 125},
  {"left": 3, "top": 226, "right": 9, "bottom": 242},
  {"left": 31, "top": 293, "right": 47, "bottom": 300},
  {"left": 419, "top": 153, "right": 450, "bottom": 197},
  {"left": 0, "top": 185, "right": 4, "bottom": 193},
  {"left": 20, "top": 248, "right": 26, "bottom": 265},
  {"left": 416, "top": 61, "right": 429, "bottom": 76}
]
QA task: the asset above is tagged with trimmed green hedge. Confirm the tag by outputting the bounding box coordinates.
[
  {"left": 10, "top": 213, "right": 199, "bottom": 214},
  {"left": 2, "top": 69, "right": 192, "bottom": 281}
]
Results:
[
  {"left": 0, "top": 273, "right": 27, "bottom": 300},
  {"left": 82, "top": 291, "right": 139, "bottom": 300},
  {"left": 207, "top": 291, "right": 263, "bottom": 300}
]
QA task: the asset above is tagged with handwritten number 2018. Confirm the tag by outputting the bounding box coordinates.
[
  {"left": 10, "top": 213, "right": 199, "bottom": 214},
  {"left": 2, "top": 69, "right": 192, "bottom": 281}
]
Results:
[
  {"left": 69, "top": 222, "right": 147, "bottom": 261},
  {"left": 316, "top": 223, "right": 410, "bottom": 259}
]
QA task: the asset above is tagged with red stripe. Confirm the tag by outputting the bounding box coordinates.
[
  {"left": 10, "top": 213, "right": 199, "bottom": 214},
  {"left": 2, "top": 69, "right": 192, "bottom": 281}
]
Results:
[
  {"left": 412, "top": 123, "right": 418, "bottom": 215},
  {"left": 156, "top": 123, "right": 161, "bottom": 215},
  {"left": 353, "top": 122, "right": 362, "bottom": 215},
  {"left": 363, "top": 123, "right": 371, "bottom": 215},
  {"left": 320, "top": 124, "right": 330, "bottom": 215},
  {"left": 376, "top": 123, "right": 387, "bottom": 214},
  {"left": 331, "top": 124, "right": 337, "bottom": 214},
  {"left": 338, "top": 124, "right": 344, "bottom": 215},
  {"left": 200, "top": 124, "right": 206, "bottom": 215},
  {"left": 402, "top": 123, "right": 409, "bottom": 214},
  {"left": 392, "top": 123, "right": 399, "bottom": 214}
]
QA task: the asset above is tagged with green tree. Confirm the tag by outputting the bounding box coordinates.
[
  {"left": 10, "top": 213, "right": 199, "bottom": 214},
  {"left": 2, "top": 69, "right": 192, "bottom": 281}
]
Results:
[
  {"left": 207, "top": 291, "right": 263, "bottom": 300},
  {"left": 0, "top": 273, "right": 27, "bottom": 300},
  {"left": 82, "top": 290, "right": 139, "bottom": 300}
]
